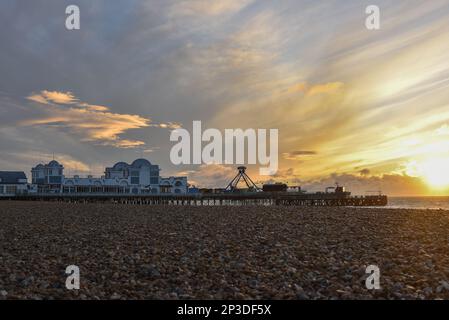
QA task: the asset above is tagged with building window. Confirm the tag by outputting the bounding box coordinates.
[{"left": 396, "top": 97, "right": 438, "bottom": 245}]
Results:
[
  {"left": 161, "top": 186, "right": 171, "bottom": 193},
  {"left": 131, "top": 177, "right": 140, "bottom": 185},
  {"left": 49, "top": 176, "right": 62, "bottom": 184},
  {"left": 150, "top": 177, "right": 159, "bottom": 184},
  {"left": 175, "top": 181, "right": 183, "bottom": 187},
  {"left": 123, "top": 169, "right": 129, "bottom": 178},
  {"left": 6, "top": 186, "right": 17, "bottom": 194},
  {"left": 130, "top": 171, "right": 139, "bottom": 177},
  {"left": 0, "top": 186, "right": 4, "bottom": 194}
]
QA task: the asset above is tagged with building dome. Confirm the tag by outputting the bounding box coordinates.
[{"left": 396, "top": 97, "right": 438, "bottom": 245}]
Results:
[
  {"left": 48, "top": 160, "right": 60, "bottom": 167},
  {"left": 112, "top": 162, "right": 129, "bottom": 170},
  {"left": 131, "top": 159, "right": 152, "bottom": 168}
]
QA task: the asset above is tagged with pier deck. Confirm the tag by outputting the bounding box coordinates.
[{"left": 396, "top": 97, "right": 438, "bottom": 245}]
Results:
[{"left": 0, "top": 193, "right": 388, "bottom": 206}]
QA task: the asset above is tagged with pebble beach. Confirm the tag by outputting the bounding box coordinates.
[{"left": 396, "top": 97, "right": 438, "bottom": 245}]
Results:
[{"left": 1, "top": 201, "right": 449, "bottom": 300}]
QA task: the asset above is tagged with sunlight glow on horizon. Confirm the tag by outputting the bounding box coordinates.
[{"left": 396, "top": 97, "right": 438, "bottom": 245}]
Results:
[{"left": 419, "top": 158, "right": 449, "bottom": 190}]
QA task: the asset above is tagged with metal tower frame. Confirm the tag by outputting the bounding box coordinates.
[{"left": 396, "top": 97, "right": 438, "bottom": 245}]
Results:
[{"left": 225, "top": 166, "right": 260, "bottom": 192}]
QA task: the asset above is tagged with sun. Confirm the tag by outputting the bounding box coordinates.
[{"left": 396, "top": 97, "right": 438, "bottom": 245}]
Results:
[{"left": 420, "top": 158, "right": 449, "bottom": 189}]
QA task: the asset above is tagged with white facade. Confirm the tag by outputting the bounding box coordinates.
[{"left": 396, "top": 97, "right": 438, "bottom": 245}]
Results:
[
  {"left": 59, "top": 159, "right": 187, "bottom": 195},
  {"left": 29, "top": 158, "right": 188, "bottom": 195},
  {"left": 103, "top": 159, "right": 160, "bottom": 193},
  {"left": 160, "top": 176, "right": 188, "bottom": 194},
  {"left": 31, "top": 161, "right": 64, "bottom": 193}
]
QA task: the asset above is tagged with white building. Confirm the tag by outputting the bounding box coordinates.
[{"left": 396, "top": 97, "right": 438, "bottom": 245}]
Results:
[
  {"left": 0, "top": 171, "right": 28, "bottom": 196},
  {"left": 160, "top": 176, "right": 188, "bottom": 194},
  {"left": 103, "top": 159, "right": 161, "bottom": 193},
  {"left": 31, "top": 158, "right": 187, "bottom": 195},
  {"left": 31, "top": 160, "right": 64, "bottom": 193}
]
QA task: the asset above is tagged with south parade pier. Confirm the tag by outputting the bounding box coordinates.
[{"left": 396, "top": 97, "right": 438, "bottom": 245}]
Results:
[{"left": 2, "top": 192, "right": 388, "bottom": 207}]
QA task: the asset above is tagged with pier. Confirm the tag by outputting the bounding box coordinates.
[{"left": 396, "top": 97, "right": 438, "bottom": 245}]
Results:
[{"left": 1, "top": 193, "right": 388, "bottom": 207}]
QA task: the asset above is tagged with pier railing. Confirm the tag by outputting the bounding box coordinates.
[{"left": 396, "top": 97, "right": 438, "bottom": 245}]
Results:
[{"left": 0, "top": 192, "right": 388, "bottom": 207}]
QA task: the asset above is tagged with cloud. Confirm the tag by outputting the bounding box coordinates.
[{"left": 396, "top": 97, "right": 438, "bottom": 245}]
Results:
[
  {"left": 22, "top": 90, "right": 185, "bottom": 150},
  {"left": 152, "top": 122, "right": 183, "bottom": 129},
  {"left": 359, "top": 169, "right": 371, "bottom": 176},
  {"left": 79, "top": 103, "right": 110, "bottom": 112},
  {"left": 142, "top": 147, "right": 159, "bottom": 153},
  {"left": 307, "top": 82, "right": 345, "bottom": 96},
  {"left": 1, "top": 151, "right": 90, "bottom": 173},
  {"left": 27, "top": 90, "right": 78, "bottom": 105},
  {"left": 99, "top": 139, "right": 146, "bottom": 149},
  {"left": 287, "top": 82, "right": 345, "bottom": 96},
  {"left": 2, "top": 1, "right": 449, "bottom": 196},
  {"left": 287, "top": 82, "right": 308, "bottom": 94},
  {"left": 26, "top": 94, "right": 48, "bottom": 105},
  {"left": 170, "top": 0, "right": 254, "bottom": 17},
  {"left": 22, "top": 90, "right": 150, "bottom": 148},
  {"left": 185, "top": 164, "right": 236, "bottom": 188},
  {"left": 283, "top": 150, "right": 317, "bottom": 160},
  {"left": 302, "top": 172, "right": 430, "bottom": 197},
  {"left": 434, "top": 124, "right": 449, "bottom": 136},
  {"left": 257, "top": 167, "right": 302, "bottom": 185},
  {"left": 53, "top": 156, "right": 90, "bottom": 173},
  {"left": 28, "top": 91, "right": 111, "bottom": 112}
]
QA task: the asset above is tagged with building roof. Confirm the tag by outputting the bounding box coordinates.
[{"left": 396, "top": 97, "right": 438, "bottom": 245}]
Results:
[
  {"left": 32, "top": 161, "right": 63, "bottom": 170},
  {"left": 131, "top": 159, "right": 152, "bottom": 167},
  {"left": 112, "top": 162, "right": 129, "bottom": 170},
  {"left": 0, "top": 171, "right": 27, "bottom": 184},
  {"left": 48, "top": 160, "right": 62, "bottom": 167},
  {"left": 109, "top": 159, "right": 155, "bottom": 170}
]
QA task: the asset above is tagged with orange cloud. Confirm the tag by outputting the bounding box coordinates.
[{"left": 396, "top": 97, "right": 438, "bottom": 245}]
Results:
[
  {"left": 170, "top": 0, "right": 254, "bottom": 17},
  {"left": 24, "top": 91, "right": 180, "bottom": 148},
  {"left": 26, "top": 94, "right": 48, "bottom": 105},
  {"left": 287, "top": 82, "right": 307, "bottom": 93},
  {"left": 185, "top": 164, "right": 236, "bottom": 188},
  {"left": 22, "top": 91, "right": 150, "bottom": 149},
  {"left": 307, "top": 82, "right": 344, "bottom": 96},
  {"left": 302, "top": 172, "right": 430, "bottom": 197},
  {"left": 27, "top": 90, "right": 78, "bottom": 104},
  {"left": 287, "top": 82, "right": 345, "bottom": 96},
  {"left": 79, "top": 103, "right": 110, "bottom": 112},
  {"left": 283, "top": 150, "right": 317, "bottom": 160},
  {"left": 100, "top": 139, "right": 146, "bottom": 149},
  {"left": 9, "top": 151, "right": 91, "bottom": 173},
  {"left": 153, "top": 122, "right": 183, "bottom": 129}
]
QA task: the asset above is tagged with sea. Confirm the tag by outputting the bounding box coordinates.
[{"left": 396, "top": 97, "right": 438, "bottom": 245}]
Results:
[{"left": 386, "top": 197, "right": 449, "bottom": 210}]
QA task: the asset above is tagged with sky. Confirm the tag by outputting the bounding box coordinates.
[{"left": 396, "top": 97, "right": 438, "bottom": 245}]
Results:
[{"left": 1, "top": 0, "right": 449, "bottom": 196}]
